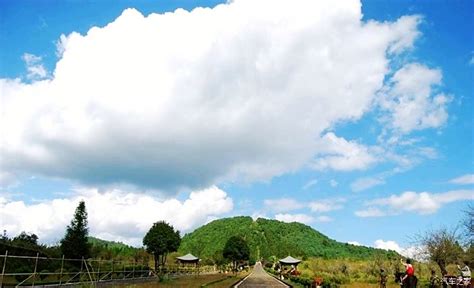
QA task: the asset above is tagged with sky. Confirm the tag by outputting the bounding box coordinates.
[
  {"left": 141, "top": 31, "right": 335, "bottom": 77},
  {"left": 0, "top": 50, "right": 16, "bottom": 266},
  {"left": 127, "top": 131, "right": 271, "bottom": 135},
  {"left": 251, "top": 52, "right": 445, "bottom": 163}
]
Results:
[{"left": 0, "top": 0, "right": 473, "bottom": 256}]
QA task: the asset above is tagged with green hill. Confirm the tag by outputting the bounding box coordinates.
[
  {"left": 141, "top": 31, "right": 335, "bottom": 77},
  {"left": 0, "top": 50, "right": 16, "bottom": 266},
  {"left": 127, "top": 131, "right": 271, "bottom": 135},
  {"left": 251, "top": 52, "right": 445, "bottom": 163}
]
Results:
[
  {"left": 179, "top": 216, "right": 398, "bottom": 262},
  {"left": 88, "top": 236, "right": 134, "bottom": 250},
  {"left": 88, "top": 236, "right": 146, "bottom": 259}
]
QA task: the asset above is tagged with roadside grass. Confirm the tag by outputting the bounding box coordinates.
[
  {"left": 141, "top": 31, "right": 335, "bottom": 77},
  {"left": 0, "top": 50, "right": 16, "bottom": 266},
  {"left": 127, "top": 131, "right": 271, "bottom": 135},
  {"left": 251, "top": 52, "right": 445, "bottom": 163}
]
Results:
[
  {"left": 340, "top": 284, "right": 400, "bottom": 288},
  {"left": 204, "top": 273, "right": 248, "bottom": 287},
  {"left": 113, "top": 272, "right": 248, "bottom": 287}
]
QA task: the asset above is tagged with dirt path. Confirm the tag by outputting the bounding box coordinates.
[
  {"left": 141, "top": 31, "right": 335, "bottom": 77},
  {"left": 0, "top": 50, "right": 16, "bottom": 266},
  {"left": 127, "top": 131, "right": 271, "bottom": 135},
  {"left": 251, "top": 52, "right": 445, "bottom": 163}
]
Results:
[{"left": 234, "top": 262, "right": 289, "bottom": 288}]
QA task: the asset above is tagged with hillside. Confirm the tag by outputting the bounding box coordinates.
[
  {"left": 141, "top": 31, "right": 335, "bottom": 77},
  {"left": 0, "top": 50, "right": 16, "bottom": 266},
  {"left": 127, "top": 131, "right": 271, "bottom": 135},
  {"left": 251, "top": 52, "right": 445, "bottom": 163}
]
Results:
[
  {"left": 88, "top": 236, "right": 147, "bottom": 259},
  {"left": 179, "top": 216, "right": 398, "bottom": 262},
  {"left": 88, "top": 236, "right": 134, "bottom": 250}
]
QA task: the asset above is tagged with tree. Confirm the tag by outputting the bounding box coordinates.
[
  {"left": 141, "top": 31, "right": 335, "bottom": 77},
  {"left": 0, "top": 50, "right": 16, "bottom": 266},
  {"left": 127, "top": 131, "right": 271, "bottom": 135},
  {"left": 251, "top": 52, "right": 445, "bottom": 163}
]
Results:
[
  {"left": 462, "top": 204, "right": 473, "bottom": 266},
  {"left": 419, "top": 227, "right": 464, "bottom": 275},
  {"left": 462, "top": 204, "right": 473, "bottom": 244},
  {"left": 60, "top": 200, "right": 90, "bottom": 260},
  {"left": 223, "top": 235, "right": 250, "bottom": 271},
  {"left": 143, "top": 221, "right": 180, "bottom": 271},
  {"left": 13, "top": 232, "right": 38, "bottom": 246}
]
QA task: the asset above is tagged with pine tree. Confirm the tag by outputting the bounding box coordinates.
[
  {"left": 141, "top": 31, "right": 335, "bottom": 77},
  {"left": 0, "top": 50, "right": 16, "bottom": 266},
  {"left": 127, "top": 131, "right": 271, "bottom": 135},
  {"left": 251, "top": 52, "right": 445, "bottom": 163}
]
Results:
[{"left": 60, "top": 200, "right": 90, "bottom": 260}]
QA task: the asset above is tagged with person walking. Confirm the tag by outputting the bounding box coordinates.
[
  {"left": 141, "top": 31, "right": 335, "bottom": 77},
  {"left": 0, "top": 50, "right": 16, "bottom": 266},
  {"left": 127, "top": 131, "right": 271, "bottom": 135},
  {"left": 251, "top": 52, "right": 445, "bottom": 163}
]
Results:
[{"left": 400, "top": 258, "right": 416, "bottom": 288}]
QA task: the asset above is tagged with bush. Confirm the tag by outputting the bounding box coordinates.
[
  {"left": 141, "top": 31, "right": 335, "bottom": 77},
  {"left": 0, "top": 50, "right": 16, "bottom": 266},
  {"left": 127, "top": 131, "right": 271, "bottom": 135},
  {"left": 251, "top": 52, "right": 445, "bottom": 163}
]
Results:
[{"left": 39, "top": 269, "right": 49, "bottom": 280}]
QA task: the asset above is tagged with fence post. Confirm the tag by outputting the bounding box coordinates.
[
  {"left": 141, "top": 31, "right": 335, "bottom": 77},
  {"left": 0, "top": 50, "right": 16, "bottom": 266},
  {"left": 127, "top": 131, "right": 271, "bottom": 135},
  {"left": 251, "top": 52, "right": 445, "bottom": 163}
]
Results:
[
  {"left": 59, "top": 255, "right": 64, "bottom": 286},
  {"left": 111, "top": 260, "right": 114, "bottom": 281},
  {"left": 132, "top": 260, "right": 135, "bottom": 279},
  {"left": 97, "top": 259, "right": 101, "bottom": 284},
  {"left": 0, "top": 250, "right": 8, "bottom": 288},
  {"left": 80, "top": 257, "right": 84, "bottom": 283},
  {"left": 32, "top": 252, "right": 39, "bottom": 287}
]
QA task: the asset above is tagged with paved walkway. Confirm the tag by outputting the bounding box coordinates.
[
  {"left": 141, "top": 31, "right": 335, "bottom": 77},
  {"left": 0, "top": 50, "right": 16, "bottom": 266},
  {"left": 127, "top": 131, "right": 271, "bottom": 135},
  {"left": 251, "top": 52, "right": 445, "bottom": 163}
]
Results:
[{"left": 235, "top": 262, "right": 289, "bottom": 288}]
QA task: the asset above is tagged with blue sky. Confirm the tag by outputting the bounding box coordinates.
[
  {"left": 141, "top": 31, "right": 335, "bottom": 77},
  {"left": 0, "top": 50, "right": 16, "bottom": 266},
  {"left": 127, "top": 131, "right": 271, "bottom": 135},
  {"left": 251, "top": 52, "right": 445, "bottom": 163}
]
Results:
[{"left": 0, "top": 0, "right": 473, "bottom": 254}]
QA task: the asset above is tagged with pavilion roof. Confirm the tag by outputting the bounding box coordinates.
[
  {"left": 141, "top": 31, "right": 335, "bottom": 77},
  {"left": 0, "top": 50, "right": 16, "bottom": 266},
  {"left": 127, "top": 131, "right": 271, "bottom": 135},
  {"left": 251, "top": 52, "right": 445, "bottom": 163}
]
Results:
[
  {"left": 176, "top": 253, "right": 199, "bottom": 262},
  {"left": 279, "top": 256, "right": 302, "bottom": 264}
]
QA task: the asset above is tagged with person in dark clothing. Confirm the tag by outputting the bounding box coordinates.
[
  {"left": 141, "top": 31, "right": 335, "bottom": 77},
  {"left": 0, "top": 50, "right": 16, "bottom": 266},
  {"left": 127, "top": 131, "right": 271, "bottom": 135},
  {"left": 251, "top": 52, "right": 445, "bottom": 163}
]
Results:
[{"left": 380, "top": 268, "right": 387, "bottom": 288}]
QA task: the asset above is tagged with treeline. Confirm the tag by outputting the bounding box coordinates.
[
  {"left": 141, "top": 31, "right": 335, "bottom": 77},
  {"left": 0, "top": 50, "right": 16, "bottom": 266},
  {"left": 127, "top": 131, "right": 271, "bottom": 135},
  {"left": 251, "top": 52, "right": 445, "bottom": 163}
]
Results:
[
  {"left": 1, "top": 201, "right": 149, "bottom": 263},
  {"left": 0, "top": 233, "right": 148, "bottom": 261}
]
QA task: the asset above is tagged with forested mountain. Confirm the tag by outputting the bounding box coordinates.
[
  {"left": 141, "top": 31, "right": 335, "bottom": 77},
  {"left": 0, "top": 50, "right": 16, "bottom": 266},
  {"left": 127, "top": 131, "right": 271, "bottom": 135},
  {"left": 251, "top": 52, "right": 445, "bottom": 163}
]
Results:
[{"left": 179, "top": 216, "right": 399, "bottom": 262}]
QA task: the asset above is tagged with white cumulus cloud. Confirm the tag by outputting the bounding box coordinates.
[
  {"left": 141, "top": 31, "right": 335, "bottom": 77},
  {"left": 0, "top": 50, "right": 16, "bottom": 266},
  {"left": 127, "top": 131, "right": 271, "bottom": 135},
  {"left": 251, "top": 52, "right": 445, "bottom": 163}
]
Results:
[
  {"left": 374, "top": 239, "right": 421, "bottom": 259},
  {"left": 0, "top": 186, "right": 233, "bottom": 246},
  {"left": 0, "top": 0, "right": 425, "bottom": 192},
  {"left": 378, "top": 63, "right": 450, "bottom": 133},
  {"left": 311, "top": 133, "right": 380, "bottom": 171}
]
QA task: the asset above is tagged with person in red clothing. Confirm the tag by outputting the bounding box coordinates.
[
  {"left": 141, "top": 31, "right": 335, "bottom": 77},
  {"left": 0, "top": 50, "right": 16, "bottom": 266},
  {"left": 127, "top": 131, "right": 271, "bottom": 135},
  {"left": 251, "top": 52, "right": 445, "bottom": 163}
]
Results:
[{"left": 400, "top": 258, "right": 417, "bottom": 287}]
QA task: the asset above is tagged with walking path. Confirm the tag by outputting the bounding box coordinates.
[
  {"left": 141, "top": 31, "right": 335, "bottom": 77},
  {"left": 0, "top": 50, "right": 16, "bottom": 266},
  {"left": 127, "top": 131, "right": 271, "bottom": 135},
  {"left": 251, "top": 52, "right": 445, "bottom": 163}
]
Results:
[{"left": 234, "top": 262, "right": 289, "bottom": 288}]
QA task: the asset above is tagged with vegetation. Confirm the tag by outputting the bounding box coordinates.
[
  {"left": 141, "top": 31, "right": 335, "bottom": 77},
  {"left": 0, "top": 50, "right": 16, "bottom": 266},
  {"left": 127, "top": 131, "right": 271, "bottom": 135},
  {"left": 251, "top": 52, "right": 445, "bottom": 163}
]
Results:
[
  {"left": 143, "top": 221, "right": 181, "bottom": 270},
  {"left": 1, "top": 208, "right": 472, "bottom": 287},
  {"left": 110, "top": 273, "right": 247, "bottom": 287},
  {"left": 418, "top": 227, "right": 464, "bottom": 275},
  {"left": 60, "top": 200, "right": 91, "bottom": 260},
  {"left": 223, "top": 235, "right": 250, "bottom": 270},
  {"left": 266, "top": 256, "right": 470, "bottom": 287},
  {"left": 179, "top": 216, "right": 399, "bottom": 262},
  {"left": 88, "top": 236, "right": 149, "bottom": 261}
]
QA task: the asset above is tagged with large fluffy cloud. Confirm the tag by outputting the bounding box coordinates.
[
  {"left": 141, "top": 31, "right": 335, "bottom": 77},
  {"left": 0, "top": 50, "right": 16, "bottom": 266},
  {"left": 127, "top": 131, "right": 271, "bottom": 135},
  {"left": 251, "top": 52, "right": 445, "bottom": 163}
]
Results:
[
  {"left": 1, "top": 0, "right": 428, "bottom": 191},
  {"left": 0, "top": 186, "right": 233, "bottom": 246}
]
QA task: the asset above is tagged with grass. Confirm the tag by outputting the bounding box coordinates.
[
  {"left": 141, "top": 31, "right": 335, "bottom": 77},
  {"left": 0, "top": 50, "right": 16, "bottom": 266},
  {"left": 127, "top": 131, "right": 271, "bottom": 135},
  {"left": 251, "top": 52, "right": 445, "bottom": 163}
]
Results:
[
  {"left": 341, "top": 284, "right": 401, "bottom": 288},
  {"left": 204, "top": 274, "right": 247, "bottom": 287},
  {"left": 110, "top": 272, "right": 248, "bottom": 287}
]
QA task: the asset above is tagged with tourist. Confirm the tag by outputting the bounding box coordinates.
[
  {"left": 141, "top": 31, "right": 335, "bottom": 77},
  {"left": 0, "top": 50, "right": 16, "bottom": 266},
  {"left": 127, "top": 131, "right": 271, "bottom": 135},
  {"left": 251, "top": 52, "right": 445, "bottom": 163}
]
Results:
[{"left": 400, "top": 258, "right": 416, "bottom": 288}]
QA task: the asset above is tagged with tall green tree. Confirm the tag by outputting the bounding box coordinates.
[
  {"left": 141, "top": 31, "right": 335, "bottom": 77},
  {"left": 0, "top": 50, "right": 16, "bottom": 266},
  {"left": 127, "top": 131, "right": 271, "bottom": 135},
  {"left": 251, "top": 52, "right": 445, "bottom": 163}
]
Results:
[
  {"left": 143, "top": 221, "right": 180, "bottom": 270},
  {"left": 60, "top": 200, "right": 90, "bottom": 260},
  {"left": 223, "top": 235, "right": 250, "bottom": 271}
]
